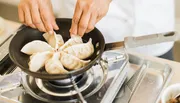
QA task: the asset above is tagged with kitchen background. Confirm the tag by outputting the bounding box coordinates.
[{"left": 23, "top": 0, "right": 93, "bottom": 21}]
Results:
[
  {"left": 0, "top": 0, "right": 180, "bottom": 62},
  {"left": 175, "top": 0, "right": 180, "bottom": 62}
]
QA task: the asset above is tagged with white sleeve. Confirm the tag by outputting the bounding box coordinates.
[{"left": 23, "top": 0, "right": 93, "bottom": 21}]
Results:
[
  {"left": 133, "top": 0, "right": 175, "bottom": 35},
  {"left": 129, "top": 0, "right": 175, "bottom": 56}
]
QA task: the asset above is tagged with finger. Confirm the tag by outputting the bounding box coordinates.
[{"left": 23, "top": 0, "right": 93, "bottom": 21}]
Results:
[
  {"left": 52, "top": 18, "right": 59, "bottom": 30},
  {"left": 78, "top": 10, "right": 91, "bottom": 37},
  {"left": 39, "top": 0, "right": 58, "bottom": 31},
  {"left": 40, "top": 9, "right": 54, "bottom": 33},
  {"left": 96, "top": 14, "right": 103, "bottom": 23},
  {"left": 23, "top": 6, "right": 36, "bottom": 28},
  {"left": 70, "top": 2, "right": 83, "bottom": 35},
  {"left": 86, "top": 13, "right": 97, "bottom": 33},
  {"left": 30, "top": 4, "right": 46, "bottom": 32},
  {"left": 18, "top": 6, "right": 25, "bottom": 23}
]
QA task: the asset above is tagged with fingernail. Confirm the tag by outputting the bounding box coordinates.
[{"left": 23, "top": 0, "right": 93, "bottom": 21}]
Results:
[
  {"left": 70, "top": 33, "right": 75, "bottom": 36},
  {"left": 31, "top": 24, "right": 36, "bottom": 29},
  {"left": 70, "top": 31, "right": 76, "bottom": 36},
  {"left": 48, "top": 31, "right": 53, "bottom": 34},
  {"left": 70, "top": 32, "right": 74, "bottom": 36},
  {"left": 69, "top": 29, "right": 73, "bottom": 34},
  {"left": 40, "top": 28, "right": 46, "bottom": 32},
  {"left": 55, "top": 25, "right": 59, "bottom": 30},
  {"left": 70, "top": 28, "right": 77, "bottom": 35},
  {"left": 70, "top": 34, "right": 78, "bottom": 38},
  {"left": 78, "top": 33, "right": 83, "bottom": 37},
  {"left": 85, "top": 30, "right": 89, "bottom": 33}
]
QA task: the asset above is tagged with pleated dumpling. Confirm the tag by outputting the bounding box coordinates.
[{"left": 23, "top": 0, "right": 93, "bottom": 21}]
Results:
[
  {"left": 64, "top": 38, "right": 94, "bottom": 59},
  {"left": 58, "top": 35, "right": 83, "bottom": 51},
  {"left": 60, "top": 52, "right": 90, "bottom": 70},
  {"left": 56, "top": 35, "right": 64, "bottom": 47},
  {"left": 45, "top": 52, "right": 68, "bottom": 74},
  {"left": 21, "top": 40, "right": 53, "bottom": 55},
  {"left": 43, "top": 32, "right": 64, "bottom": 49},
  {"left": 28, "top": 51, "right": 53, "bottom": 72}
]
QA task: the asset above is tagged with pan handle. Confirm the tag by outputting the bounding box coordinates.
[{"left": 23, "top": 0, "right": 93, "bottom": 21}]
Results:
[
  {"left": 104, "top": 31, "right": 179, "bottom": 51},
  {"left": 124, "top": 31, "right": 179, "bottom": 48}
]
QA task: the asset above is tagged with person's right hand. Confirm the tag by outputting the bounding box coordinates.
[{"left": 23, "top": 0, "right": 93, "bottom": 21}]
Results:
[{"left": 18, "top": 0, "right": 59, "bottom": 33}]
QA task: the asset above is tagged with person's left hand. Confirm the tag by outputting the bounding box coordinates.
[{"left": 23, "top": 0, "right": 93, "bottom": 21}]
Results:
[{"left": 70, "top": 0, "right": 112, "bottom": 37}]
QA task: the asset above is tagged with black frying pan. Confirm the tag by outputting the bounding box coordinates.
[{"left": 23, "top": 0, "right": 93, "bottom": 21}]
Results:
[
  {"left": 9, "top": 18, "right": 176, "bottom": 80},
  {"left": 9, "top": 18, "right": 107, "bottom": 80}
]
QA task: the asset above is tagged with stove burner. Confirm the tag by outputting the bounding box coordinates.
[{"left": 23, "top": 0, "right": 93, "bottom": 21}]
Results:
[
  {"left": 48, "top": 73, "right": 87, "bottom": 88},
  {"left": 22, "top": 64, "right": 107, "bottom": 103},
  {"left": 35, "top": 72, "right": 92, "bottom": 96}
]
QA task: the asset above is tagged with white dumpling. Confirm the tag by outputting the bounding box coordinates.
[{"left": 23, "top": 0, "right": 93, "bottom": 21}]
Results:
[
  {"left": 43, "top": 32, "right": 57, "bottom": 49},
  {"left": 58, "top": 35, "right": 83, "bottom": 51},
  {"left": 64, "top": 38, "right": 94, "bottom": 59},
  {"left": 56, "top": 34, "right": 64, "bottom": 47},
  {"left": 28, "top": 51, "right": 53, "bottom": 72},
  {"left": 43, "top": 32, "right": 63, "bottom": 49},
  {"left": 60, "top": 52, "right": 90, "bottom": 70},
  {"left": 21, "top": 40, "right": 53, "bottom": 55},
  {"left": 45, "top": 52, "right": 68, "bottom": 74}
]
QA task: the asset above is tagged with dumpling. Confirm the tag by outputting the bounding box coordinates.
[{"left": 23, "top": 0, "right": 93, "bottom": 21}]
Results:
[
  {"left": 56, "top": 34, "right": 64, "bottom": 47},
  {"left": 60, "top": 52, "right": 90, "bottom": 70},
  {"left": 45, "top": 52, "right": 68, "bottom": 74},
  {"left": 28, "top": 51, "right": 53, "bottom": 72},
  {"left": 21, "top": 40, "right": 53, "bottom": 55},
  {"left": 58, "top": 35, "right": 83, "bottom": 51},
  {"left": 43, "top": 32, "right": 57, "bottom": 49},
  {"left": 63, "top": 38, "right": 94, "bottom": 59},
  {"left": 43, "top": 32, "right": 64, "bottom": 49}
]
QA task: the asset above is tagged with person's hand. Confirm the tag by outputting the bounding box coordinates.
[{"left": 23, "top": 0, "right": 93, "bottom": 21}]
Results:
[
  {"left": 70, "top": 0, "right": 112, "bottom": 37},
  {"left": 18, "top": 0, "right": 59, "bottom": 33}
]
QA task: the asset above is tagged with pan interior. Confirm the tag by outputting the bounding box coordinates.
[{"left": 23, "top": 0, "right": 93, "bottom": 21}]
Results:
[{"left": 9, "top": 18, "right": 105, "bottom": 80}]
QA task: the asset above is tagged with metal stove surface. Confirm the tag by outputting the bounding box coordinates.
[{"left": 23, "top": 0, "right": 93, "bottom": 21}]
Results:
[{"left": 0, "top": 50, "right": 129, "bottom": 103}]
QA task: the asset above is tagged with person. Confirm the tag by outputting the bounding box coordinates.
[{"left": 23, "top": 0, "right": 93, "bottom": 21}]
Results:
[{"left": 18, "top": 0, "right": 175, "bottom": 60}]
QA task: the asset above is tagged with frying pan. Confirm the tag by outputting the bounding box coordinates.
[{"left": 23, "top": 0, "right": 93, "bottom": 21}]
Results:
[{"left": 9, "top": 18, "right": 178, "bottom": 80}]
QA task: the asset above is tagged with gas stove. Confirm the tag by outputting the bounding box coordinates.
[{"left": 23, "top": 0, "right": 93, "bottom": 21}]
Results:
[
  {"left": 0, "top": 51, "right": 128, "bottom": 103},
  {"left": 0, "top": 34, "right": 129, "bottom": 103},
  {"left": 0, "top": 32, "right": 173, "bottom": 103}
]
